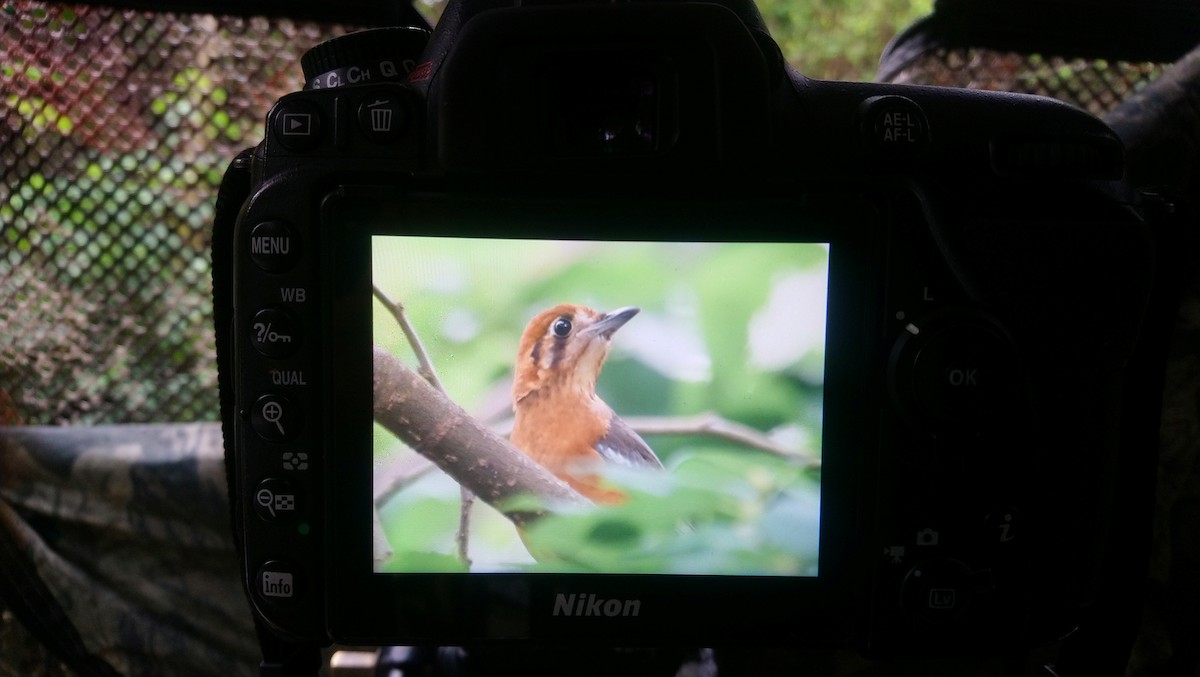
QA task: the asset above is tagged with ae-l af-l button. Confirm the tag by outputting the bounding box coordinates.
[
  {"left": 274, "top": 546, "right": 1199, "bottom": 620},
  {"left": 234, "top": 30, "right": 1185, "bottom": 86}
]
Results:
[{"left": 861, "top": 95, "right": 931, "bottom": 162}]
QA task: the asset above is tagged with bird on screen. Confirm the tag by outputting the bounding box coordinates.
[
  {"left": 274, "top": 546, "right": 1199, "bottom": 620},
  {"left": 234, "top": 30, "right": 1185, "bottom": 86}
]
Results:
[{"left": 510, "top": 303, "right": 662, "bottom": 504}]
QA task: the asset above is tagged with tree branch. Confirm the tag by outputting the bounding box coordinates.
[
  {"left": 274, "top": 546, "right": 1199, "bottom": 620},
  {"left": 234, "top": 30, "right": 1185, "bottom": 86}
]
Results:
[
  {"left": 372, "top": 285, "right": 447, "bottom": 393},
  {"left": 373, "top": 346, "right": 589, "bottom": 525},
  {"left": 372, "top": 285, "right": 474, "bottom": 563},
  {"left": 489, "top": 412, "right": 821, "bottom": 470},
  {"left": 622, "top": 413, "right": 821, "bottom": 470}
]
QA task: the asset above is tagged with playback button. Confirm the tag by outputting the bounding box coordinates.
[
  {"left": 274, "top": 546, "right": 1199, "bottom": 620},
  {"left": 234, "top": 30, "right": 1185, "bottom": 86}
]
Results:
[{"left": 272, "top": 99, "right": 323, "bottom": 151}]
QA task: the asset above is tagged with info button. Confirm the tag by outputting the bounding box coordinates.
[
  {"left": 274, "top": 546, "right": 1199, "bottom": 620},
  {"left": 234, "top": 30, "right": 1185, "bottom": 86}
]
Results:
[{"left": 256, "top": 560, "right": 302, "bottom": 606}]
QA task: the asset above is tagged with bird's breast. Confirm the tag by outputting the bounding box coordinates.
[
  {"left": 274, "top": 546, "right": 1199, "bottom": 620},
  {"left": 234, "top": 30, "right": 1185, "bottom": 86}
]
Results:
[{"left": 510, "top": 392, "right": 611, "bottom": 473}]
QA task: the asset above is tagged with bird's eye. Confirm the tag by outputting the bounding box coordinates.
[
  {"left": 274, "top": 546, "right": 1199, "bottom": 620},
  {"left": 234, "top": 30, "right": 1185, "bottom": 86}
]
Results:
[{"left": 552, "top": 317, "right": 572, "bottom": 338}]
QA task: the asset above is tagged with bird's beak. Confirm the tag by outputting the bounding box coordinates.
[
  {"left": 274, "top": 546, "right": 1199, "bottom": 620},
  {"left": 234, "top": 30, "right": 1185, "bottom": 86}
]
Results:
[{"left": 585, "top": 306, "right": 640, "bottom": 340}]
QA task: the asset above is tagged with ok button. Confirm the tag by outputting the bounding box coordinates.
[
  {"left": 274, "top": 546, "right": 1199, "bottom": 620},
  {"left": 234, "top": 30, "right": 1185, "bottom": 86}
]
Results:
[
  {"left": 911, "top": 322, "right": 1022, "bottom": 429},
  {"left": 252, "top": 394, "right": 300, "bottom": 442}
]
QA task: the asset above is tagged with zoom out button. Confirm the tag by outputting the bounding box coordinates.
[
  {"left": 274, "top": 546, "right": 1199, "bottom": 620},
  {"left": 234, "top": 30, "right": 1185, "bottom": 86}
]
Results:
[{"left": 254, "top": 478, "right": 302, "bottom": 523}]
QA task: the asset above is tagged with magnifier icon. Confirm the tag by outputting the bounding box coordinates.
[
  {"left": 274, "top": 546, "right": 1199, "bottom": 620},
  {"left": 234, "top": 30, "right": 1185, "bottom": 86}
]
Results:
[
  {"left": 256, "top": 488, "right": 276, "bottom": 517},
  {"left": 261, "top": 400, "right": 286, "bottom": 436}
]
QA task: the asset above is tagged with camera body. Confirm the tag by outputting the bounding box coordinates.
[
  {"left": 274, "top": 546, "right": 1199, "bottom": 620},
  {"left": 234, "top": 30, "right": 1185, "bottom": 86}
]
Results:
[{"left": 213, "top": 0, "right": 1156, "bottom": 658}]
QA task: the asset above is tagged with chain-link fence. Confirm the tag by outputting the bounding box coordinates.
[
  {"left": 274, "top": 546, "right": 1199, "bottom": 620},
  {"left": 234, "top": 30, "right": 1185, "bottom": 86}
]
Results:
[
  {"left": 879, "top": 46, "right": 1167, "bottom": 117},
  {"left": 1, "top": 2, "right": 359, "bottom": 424},
  {"left": 0, "top": 1, "right": 1177, "bottom": 425}
]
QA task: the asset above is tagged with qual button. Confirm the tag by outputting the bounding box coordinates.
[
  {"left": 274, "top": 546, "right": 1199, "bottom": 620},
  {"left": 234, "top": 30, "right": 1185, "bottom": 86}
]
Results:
[{"left": 252, "top": 393, "right": 301, "bottom": 443}]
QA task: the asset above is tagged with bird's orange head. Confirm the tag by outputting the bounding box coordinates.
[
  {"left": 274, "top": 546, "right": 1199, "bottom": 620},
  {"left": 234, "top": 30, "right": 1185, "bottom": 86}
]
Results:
[{"left": 512, "top": 304, "right": 639, "bottom": 405}]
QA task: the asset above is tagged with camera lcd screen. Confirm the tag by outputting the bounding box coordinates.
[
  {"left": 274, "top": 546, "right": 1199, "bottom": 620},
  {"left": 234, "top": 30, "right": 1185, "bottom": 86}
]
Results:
[{"left": 370, "top": 236, "right": 827, "bottom": 578}]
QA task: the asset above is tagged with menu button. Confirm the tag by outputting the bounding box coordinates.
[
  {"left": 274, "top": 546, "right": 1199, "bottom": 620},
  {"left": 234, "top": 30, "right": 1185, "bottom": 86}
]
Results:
[{"left": 249, "top": 221, "right": 299, "bottom": 273}]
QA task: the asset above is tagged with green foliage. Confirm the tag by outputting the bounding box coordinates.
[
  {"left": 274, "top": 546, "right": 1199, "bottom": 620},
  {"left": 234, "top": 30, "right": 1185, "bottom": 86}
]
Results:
[
  {"left": 520, "top": 449, "right": 819, "bottom": 575},
  {"left": 757, "top": 0, "right": 933, "bottom": 80},
  {"left": 413, "top": 0, "right": 934, "bottom": 81},
  {"left": 1, "top": 58, "right": 239, "bottom": 422},
  {"left": 379, "top": 493, "right": 471, "bottom": 573}
]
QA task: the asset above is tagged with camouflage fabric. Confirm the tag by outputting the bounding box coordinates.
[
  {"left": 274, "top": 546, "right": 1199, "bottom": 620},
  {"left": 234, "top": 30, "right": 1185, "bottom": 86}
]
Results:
[
  {"left": 0, "top": 423, "right": 257, "bottom": 676},
  {"left": 1108, "top": 43, "right": 1200, "bottom": 677}
]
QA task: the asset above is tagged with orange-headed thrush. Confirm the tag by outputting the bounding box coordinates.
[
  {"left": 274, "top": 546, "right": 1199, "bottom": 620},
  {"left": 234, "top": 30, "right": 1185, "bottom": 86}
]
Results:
[{"left": 510, "top": 304, "right": 662, "bottom": 503}]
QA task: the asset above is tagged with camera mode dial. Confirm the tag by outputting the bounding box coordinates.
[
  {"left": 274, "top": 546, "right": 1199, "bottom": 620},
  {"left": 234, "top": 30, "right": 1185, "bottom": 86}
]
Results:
[{"left": 301, "top": 26, "right": 430, "bottom": 90}]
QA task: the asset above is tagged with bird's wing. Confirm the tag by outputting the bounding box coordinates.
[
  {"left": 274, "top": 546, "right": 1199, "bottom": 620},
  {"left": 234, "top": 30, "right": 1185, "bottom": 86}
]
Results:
[{"left": 595, "top": 415, "right": 663, "bottom": 469}]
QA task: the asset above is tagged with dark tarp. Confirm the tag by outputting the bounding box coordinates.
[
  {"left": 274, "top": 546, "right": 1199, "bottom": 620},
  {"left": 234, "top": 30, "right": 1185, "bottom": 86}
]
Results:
[{"left": 0, "top": 424, "right": 257, "bottom": 676}]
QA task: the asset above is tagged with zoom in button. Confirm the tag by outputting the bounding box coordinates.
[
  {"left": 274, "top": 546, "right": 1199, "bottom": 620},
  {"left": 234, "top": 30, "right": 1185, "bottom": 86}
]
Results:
[{"left": 252, "top": 394, "right": 300, "bottom": 442}]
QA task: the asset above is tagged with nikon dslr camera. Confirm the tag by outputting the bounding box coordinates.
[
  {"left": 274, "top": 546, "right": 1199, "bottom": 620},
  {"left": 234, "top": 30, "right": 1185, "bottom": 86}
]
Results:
[{"left": 214, "top": 0, "right": 1159, "bottom": 662}]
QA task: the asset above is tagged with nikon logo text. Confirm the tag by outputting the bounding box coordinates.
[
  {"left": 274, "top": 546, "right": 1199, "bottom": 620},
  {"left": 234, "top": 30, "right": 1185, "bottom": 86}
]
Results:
[{"left": 553, "top": 593, "right": 641, "bottom": 618}]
